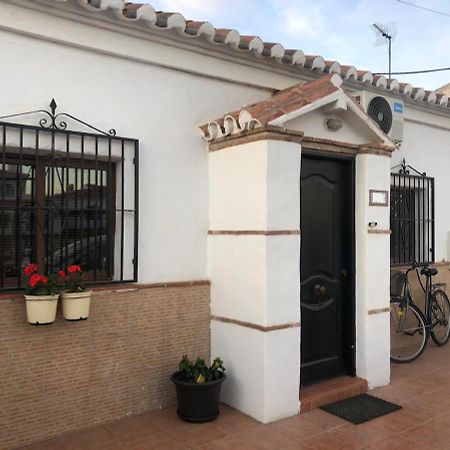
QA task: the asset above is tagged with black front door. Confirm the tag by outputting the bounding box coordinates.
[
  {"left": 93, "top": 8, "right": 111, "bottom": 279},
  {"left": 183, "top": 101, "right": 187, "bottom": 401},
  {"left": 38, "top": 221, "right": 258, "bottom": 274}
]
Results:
[{"left": 300, "top": 154, "right": 354, "bottom": 386}]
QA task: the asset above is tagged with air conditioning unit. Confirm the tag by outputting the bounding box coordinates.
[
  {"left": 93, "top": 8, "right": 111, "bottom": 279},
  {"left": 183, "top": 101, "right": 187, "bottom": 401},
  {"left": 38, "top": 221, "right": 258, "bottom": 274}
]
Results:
[{"left": 352, "top": 91, "right": 404, "bottom": 142}]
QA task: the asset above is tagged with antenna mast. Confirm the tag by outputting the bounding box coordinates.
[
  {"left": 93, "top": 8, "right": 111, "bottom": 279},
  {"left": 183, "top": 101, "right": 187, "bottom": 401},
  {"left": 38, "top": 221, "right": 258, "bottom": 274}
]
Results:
[{"left": 371, "top": 22, "right": 398, "bottom": 80}]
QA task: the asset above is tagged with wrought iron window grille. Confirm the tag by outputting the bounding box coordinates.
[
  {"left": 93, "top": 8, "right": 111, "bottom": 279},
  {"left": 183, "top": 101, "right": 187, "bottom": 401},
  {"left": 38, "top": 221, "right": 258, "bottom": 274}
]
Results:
[
  {"left": 0, "top": 100, "right": 139, "bottom": 291},
  {"left": 0, "top": 98, "right": 117, "bottom": 137},
  {"left": 390, "top": 158, "right": 434, "bottom": 266}
]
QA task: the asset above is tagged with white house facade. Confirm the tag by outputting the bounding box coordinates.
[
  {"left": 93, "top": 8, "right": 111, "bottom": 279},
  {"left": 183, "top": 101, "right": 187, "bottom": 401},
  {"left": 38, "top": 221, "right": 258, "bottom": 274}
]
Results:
[{"left": 1, "top": 0, "right": 450, "bottom": 448}]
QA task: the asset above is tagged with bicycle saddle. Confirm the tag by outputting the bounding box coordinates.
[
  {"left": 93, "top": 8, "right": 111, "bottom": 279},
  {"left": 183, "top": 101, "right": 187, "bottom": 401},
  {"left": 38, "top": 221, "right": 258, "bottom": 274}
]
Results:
[{"left": 421, "top": 267, "right": 438, "bottom": 276}]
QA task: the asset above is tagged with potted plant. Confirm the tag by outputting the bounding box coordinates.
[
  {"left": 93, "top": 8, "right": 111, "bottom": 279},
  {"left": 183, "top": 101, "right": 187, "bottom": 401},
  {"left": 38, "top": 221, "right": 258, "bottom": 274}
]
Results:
[
  {"left": 59, "top": 265, "right": 92, "bottom": 321},
  {"left": 23, "top": 263, "right": 60, "bottom": 325},
  {"left": 171, "top": 355, "right": 226, "bottom": 423}
]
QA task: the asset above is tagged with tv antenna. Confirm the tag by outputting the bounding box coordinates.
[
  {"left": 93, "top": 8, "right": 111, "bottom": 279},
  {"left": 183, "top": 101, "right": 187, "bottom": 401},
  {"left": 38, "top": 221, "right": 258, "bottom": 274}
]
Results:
[{"left": 371, "top": 22, "right": 397, "bottom": 80}]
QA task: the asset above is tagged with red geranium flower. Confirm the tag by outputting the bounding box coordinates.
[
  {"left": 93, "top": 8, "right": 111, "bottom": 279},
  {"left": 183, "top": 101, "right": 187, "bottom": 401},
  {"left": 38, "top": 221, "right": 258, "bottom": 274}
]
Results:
[
  {"left": 29, "top": 274, "right": 41, "bottom": 288},
  {"left": 23, "top": 263, "right": 38, "bottom": 277},
  {"left": 58, "top": 270, "right": 66, "bottom": 278},
  {"left": 29, "top": 274, "right": 48, "bottom": 288},
  {"left": 67, "top": 265, "right": 81, "bottom": 273}
]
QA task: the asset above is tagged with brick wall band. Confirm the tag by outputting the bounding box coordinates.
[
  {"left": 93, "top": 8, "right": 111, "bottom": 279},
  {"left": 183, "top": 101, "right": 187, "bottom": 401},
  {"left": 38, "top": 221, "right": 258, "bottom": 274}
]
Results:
[{"left": 0, "top": 284, "right": 211, "bottom": 449}]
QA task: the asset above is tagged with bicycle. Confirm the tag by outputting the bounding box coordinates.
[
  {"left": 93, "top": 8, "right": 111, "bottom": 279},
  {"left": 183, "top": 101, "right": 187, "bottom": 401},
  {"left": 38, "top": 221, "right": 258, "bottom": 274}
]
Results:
[{"left": 390, "top": 262, "right": 450, "bottom": 363}]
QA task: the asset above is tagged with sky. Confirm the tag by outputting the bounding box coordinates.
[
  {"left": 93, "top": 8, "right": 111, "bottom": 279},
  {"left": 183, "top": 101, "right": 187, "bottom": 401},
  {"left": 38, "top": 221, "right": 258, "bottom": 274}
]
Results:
[{"left": 145, "top": 0, "right": 450, "bottom": 91}]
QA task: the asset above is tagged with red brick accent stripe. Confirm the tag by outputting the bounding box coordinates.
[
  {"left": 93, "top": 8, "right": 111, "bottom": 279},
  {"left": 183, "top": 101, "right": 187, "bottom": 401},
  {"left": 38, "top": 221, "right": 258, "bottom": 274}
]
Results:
[
  {"left": 211, "top": 314, "right": 300, "bottom": 332},
  {"left": 208, "top": 126, "right": 304, "bottom": 151},
  {"left": 367, "top": 229, "right": 391, "bottom": 234},
  {"left": 208, "top": 230, "right": 300, "bottom": 236},
  {"left": 368, "top": 307, "right": 390, "bottom": 315}
]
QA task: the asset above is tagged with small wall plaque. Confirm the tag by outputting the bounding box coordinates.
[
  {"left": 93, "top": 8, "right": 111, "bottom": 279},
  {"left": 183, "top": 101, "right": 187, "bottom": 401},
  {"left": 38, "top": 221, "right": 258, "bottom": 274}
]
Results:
[{"left": 369, "top": 189, "right": 389, "bottom": 207}]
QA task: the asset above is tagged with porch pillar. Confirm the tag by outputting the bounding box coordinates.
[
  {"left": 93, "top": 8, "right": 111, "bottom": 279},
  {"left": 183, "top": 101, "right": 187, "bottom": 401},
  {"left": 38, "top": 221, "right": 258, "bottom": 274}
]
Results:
[
  {"left": 355, "top": 153, "right": 391, "bottom": 388},
  {"left": 208, "top": 136, "right": 301, "bottom": 423}
]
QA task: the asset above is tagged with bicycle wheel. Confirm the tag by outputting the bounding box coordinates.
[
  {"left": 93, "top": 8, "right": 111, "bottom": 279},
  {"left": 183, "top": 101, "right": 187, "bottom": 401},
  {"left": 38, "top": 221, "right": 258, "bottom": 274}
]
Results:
[
  {"left": 430, "top": 289, "right": 450, "bottom": 346},
  {"left": 390, "top": 297, "right": 428, "bottom": 363}
]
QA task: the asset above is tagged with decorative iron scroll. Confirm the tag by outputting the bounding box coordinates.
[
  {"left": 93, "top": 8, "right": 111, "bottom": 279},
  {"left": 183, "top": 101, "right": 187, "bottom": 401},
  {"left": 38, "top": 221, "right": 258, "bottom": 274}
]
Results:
[
  {"left": 391, "top": 158, "right": 426, "bottom": 177},
  {"left": 0, "top": 99, "right": 117, "bottom": 136}
]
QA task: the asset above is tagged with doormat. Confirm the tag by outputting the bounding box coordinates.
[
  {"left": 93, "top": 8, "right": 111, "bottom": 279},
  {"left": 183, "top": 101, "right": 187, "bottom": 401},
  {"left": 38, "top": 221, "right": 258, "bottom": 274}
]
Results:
[{"left": 320, "top": 394, "right": 401, "bottom": 424}]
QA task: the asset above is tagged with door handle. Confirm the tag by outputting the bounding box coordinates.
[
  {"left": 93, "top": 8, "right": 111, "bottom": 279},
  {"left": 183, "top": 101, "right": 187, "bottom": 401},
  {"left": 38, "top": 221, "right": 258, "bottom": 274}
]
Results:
[{"left": 314, "top": 285, "right": 327, "bottom": 296}]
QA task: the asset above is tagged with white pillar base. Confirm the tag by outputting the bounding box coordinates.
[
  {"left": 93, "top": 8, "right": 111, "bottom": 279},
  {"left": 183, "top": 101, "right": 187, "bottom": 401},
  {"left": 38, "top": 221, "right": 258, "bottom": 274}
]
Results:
[{"left": 211, "top": 320, "right": 300, "bottom": 423}]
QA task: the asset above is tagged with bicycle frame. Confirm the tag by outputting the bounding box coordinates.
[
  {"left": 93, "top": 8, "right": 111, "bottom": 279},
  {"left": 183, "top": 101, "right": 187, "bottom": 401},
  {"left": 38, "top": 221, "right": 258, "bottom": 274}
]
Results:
[{"left": 399, "top": 264, "right": 438, "bottom": 330}]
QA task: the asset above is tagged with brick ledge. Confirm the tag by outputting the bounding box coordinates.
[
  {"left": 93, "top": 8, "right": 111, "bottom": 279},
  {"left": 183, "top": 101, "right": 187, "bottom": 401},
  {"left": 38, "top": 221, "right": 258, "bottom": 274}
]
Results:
[{"left": 0, "top": 279, "right": 211, "bottom": 301}]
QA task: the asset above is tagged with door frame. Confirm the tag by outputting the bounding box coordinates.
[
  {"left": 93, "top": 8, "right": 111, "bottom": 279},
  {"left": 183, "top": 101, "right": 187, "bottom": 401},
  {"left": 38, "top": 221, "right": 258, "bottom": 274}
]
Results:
[{"left": 300, "top": 149, "right": 356, "bottom": 380}]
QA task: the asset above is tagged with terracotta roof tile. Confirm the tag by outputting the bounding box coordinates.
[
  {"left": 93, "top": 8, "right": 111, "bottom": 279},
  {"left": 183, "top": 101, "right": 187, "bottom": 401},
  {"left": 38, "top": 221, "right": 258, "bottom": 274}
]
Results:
[
  {"left": 49, "top": 1, "right": 450, "bottom": 110},
  {"left": 201, "top": 73, "right": 342, "bottom": 141}
]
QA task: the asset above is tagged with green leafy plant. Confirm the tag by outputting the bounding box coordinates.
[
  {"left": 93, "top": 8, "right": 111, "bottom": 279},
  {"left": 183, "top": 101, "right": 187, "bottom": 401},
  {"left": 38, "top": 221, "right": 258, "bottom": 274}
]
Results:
[
  {"left": 59, "top": 265, "right": 87, "bottom": 293},
  {"left": 23, "top": 263, "right": 60, "bottom": 296},
  {"left": 178, "top": 355, "right": 225, "bottom": 384}
]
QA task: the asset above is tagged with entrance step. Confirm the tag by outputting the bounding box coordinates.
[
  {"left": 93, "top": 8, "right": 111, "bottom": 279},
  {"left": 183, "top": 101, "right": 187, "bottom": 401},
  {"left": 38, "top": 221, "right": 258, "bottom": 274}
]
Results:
[{"left": 299, "top": 376, "right": 368, "bottom": 414}]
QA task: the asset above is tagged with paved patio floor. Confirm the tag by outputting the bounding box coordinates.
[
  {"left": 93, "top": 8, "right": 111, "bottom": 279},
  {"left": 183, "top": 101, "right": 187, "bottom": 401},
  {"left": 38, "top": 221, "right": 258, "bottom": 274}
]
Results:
[{"left": 14, "top": 342, "right": 450, "bottom": 450}]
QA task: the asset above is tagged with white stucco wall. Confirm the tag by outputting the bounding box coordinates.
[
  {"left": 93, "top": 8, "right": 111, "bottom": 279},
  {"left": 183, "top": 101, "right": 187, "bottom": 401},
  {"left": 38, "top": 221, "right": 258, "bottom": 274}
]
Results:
[
  {"left": 286, "top": 110, "right": 377, "bottom": 145},
  {"left": 3, "top": 1, "right": 450, "bottom": 283},
  {"left": 392, "top": 112, "right": 450, "bottom": 262},
  {"left": 0, "top": 2, "right": 293, "bottom": 283},
  {"left": 209, "top": 139, "right": 301, "bottom": 422},
  {"left": 355, "top": 154, "right": 391, "bottom": 388}
]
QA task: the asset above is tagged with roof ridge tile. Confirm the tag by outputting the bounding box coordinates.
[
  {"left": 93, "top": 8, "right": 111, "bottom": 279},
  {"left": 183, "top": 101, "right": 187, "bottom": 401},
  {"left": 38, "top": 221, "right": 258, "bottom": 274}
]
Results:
[{"left": 56, "top": 1, "right": 449, "bottom": 110}]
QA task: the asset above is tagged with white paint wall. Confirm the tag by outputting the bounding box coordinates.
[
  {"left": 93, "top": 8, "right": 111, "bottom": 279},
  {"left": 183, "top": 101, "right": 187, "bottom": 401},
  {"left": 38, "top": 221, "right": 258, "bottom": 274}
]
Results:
[
  {"left": 355, "top": 154, "right": 391, "bottom": 388},
  {"left": 209, "top": 139, "right": 301, "bottom": 422},
  {"left": 3, "top": 1, "right": 449, "bottom": 283},
  {"left": 0, "top": 3, "right": 278, "bottom": 283},
  {"left": 392, "top": 115, "right": 450, "bottom": 262},
  {"left": 212, "top": 321, "right": 300, "bottom": 423},
  {"left": 286, "top": 110, "right": 376, "bottom": 145}
]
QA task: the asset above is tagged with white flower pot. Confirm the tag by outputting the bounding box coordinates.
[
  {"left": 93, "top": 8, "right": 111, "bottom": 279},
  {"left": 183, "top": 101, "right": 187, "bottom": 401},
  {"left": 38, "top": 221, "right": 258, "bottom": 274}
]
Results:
[
  {"left": 25, "top": 294, "right": 59, "bottom": 325},
  {"left": 61, "top": 290, "right": 92, "bottom": 321}
]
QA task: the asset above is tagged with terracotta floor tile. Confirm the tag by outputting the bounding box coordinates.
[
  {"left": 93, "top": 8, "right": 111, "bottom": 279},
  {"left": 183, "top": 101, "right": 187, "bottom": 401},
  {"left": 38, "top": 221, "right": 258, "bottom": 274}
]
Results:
[
  {"left": 198, "top": 425, "right": 314, "bottom": 450},
  {"left": 300, "top": 408, "right": 348, "bottom": 430},
  {"left": 400, "top": 413, "right": 450, "bottom": 448},
  {"left": 123, "top": 431, "right": 186, "bottom": 450},
  {"left": 401, "top": 397, "right": 448, "bottom": 421},
  {"left": 311, "top": 392, "right": 338, "bottom": 409},
  {"left": 370, "top": 380, "right": 425, "bottom": 404},
  {"left": 337, "top": 386, "right": 361, "bottom": 401},
  {"left": 102, "top": 414, "right": 161, "bottom": 442},
  {"left": 414, "top": 386, "right": 450, "bottom": 412},
  {"left": 303, "top": 422, "right": 391, "bottom": 450},
  {"left": 13, "top": 439, "right": 65, "bottom": 450},
  {"left": 390, "top": 358, "right": 449, "bottom": 381},
  {"left": 364, "top": 434, "right": 431, "bottom": 449},
  {"left": 301, "top": 401, "right": 312, "bottom": 413},
  {"left": 168, "top": 421, "right": 227, "bottom": 448},
  {"left": 56, "top": 426, "right": 124, "bottom": 450},
  {"left": 215, "top": 404, "right": 237, "bottom": 416},
  {"left": 402, "top": 428, "right": 450, "bottom": 449},
  {"left": 213, "top": 410, "right": 260, "bottom": 435},
  {"left": 407, "top": 371, "right": 450, "bottom": 393},
  {"left": 266, "top": 414, "right": 330, "bottom": 441},
  {"left": 359, "top": 405, "right": 424, "bottom": 434},
  {"left": 13, "top": 351, "right": 450, "bottom": 450},
  {"left": 139, "top": 406, "right": 185, "bottom": 431}
]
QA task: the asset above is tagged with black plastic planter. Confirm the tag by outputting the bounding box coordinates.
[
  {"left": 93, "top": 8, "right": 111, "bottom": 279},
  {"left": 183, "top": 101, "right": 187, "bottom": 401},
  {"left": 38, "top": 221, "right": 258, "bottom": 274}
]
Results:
[{"left": 171, "top": 371, "right": 226, "bottom": 423}]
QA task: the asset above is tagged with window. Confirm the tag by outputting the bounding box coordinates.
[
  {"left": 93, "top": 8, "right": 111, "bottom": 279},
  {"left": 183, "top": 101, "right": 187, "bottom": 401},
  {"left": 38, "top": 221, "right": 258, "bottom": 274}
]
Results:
[
  {"left": 390, "top": 171, "right": 434, "bottom": 265},
  {"left": 0, "top": 106, "right": 138, "bottom": 291}
]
